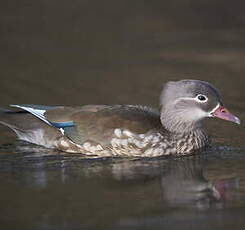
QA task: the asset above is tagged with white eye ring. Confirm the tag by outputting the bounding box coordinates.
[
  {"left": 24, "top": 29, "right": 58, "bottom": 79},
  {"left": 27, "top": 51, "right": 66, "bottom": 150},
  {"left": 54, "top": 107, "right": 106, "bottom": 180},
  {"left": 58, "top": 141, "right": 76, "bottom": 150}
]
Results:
[{"left": 195, "top": 94, "right": 208, "bottom": 103}]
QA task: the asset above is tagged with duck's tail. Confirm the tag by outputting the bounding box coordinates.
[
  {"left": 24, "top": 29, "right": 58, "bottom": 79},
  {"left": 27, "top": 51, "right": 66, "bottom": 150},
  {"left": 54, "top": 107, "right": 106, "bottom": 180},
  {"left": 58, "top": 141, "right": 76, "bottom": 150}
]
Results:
[{"left": 0, "top": 108, "right": 62, "bottom": 148}]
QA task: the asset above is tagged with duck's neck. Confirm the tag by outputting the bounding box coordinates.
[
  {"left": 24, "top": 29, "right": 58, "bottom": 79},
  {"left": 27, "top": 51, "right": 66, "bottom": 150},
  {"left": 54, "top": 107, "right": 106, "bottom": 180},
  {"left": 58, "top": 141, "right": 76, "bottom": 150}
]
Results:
[
  {"left": 160, "top": 111, "right": 202, "bottom": 134},
  {"left": 160, "top": 109, "right": 209, "bottom": 154},
  {"left": 170, "top": 128, "right": 209, "bottom": 155}
]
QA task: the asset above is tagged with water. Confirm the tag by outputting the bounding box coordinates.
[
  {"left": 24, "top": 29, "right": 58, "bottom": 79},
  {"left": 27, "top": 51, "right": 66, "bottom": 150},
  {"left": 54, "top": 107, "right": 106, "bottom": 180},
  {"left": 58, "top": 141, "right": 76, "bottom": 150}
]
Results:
[
  {"left": 0, "top": 0, "right": 245, "bottom": 229},
  {"left": 0, "top": 143, "right": 245, "bottom": 230}
]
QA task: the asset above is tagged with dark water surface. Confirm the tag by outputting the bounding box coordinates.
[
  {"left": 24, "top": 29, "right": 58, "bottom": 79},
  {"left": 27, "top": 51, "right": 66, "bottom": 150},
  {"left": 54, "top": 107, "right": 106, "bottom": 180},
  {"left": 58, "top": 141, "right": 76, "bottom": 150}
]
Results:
[
  {"left": 0, "top": 143, "right": 245, "bottom": 230},
  {"left": 1, "top": 0, "right": 245, "bottom": 229}
]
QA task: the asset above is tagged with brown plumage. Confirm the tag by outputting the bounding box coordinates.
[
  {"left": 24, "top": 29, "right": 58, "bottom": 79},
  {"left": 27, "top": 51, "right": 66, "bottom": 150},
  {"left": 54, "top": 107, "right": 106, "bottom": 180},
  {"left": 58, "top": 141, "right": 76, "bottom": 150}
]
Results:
[{"left": 0, "top": 80, "right": 240, "bottom": 157}]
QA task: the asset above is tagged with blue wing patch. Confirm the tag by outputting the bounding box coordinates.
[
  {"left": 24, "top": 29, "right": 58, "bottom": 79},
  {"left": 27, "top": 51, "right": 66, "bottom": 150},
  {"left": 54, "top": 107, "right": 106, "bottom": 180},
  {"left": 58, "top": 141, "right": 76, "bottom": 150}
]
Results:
[{"left": 50, "top": 121, "right": 74, "bottom": 128}]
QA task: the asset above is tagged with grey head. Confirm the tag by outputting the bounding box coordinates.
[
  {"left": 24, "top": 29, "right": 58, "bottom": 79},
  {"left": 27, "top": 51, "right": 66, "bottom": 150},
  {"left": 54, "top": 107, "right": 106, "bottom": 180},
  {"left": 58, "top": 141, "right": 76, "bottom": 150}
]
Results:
[{"left": 160, "top": 79, "right": 240, "bottom": 133}]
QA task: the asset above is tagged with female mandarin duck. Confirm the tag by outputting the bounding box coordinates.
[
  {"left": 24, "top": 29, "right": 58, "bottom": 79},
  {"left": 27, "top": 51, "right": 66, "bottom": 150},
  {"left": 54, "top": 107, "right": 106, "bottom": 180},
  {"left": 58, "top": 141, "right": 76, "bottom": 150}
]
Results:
[{"left": 0, "top": 80, "right": 240, "bottom": 157}]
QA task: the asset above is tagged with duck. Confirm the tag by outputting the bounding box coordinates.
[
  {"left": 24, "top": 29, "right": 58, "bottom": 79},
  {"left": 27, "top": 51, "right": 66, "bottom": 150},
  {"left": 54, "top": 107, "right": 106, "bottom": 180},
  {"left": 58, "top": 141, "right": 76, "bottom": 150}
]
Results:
[{"left": 0, "top": 80, "right": 240, "bottom": 157}]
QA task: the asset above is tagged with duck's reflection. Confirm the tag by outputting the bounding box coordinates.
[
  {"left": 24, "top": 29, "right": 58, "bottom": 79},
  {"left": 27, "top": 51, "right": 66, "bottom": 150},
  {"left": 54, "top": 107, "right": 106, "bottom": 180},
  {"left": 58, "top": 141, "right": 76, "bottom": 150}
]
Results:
[
  {"left": 2, "top": 142, "right": 239, "bottom": 211},
  {"left": 106, "top": 156, "right": 238, "bottom": 209},
  {"left": 159, "top": 158, "right": 238, "bottom": 209}
]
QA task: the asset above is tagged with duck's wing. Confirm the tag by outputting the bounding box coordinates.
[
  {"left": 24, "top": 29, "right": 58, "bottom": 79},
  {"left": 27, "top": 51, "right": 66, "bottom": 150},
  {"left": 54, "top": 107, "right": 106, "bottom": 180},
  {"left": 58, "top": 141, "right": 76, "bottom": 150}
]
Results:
[
  {"left": 9, "top": 104, "right": 162, "bottom": 146},
  {"left": 66, "top": 105, "right": 162, "bottom": 145}
]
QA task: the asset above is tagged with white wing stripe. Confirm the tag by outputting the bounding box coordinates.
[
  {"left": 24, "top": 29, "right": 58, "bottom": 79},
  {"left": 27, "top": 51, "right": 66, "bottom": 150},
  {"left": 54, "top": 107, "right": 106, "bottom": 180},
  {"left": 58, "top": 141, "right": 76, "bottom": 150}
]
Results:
[{"left": 10, "top": 105, "right": 52, "bottom": 126}]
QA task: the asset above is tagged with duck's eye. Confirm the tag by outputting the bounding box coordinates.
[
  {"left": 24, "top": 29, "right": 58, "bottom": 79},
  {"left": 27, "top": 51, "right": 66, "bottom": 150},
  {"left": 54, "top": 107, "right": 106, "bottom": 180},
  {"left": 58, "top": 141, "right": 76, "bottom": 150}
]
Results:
[{"left": 196, "top": 94, "right": 208, "bottom": 102}]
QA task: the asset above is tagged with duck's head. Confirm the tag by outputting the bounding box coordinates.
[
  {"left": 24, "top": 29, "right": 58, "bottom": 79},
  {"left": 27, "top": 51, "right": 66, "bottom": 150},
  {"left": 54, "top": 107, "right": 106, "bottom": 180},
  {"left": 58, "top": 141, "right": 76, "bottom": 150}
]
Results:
[{"left": 160, "top": 79, "right": 240, "bottom": 133}]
